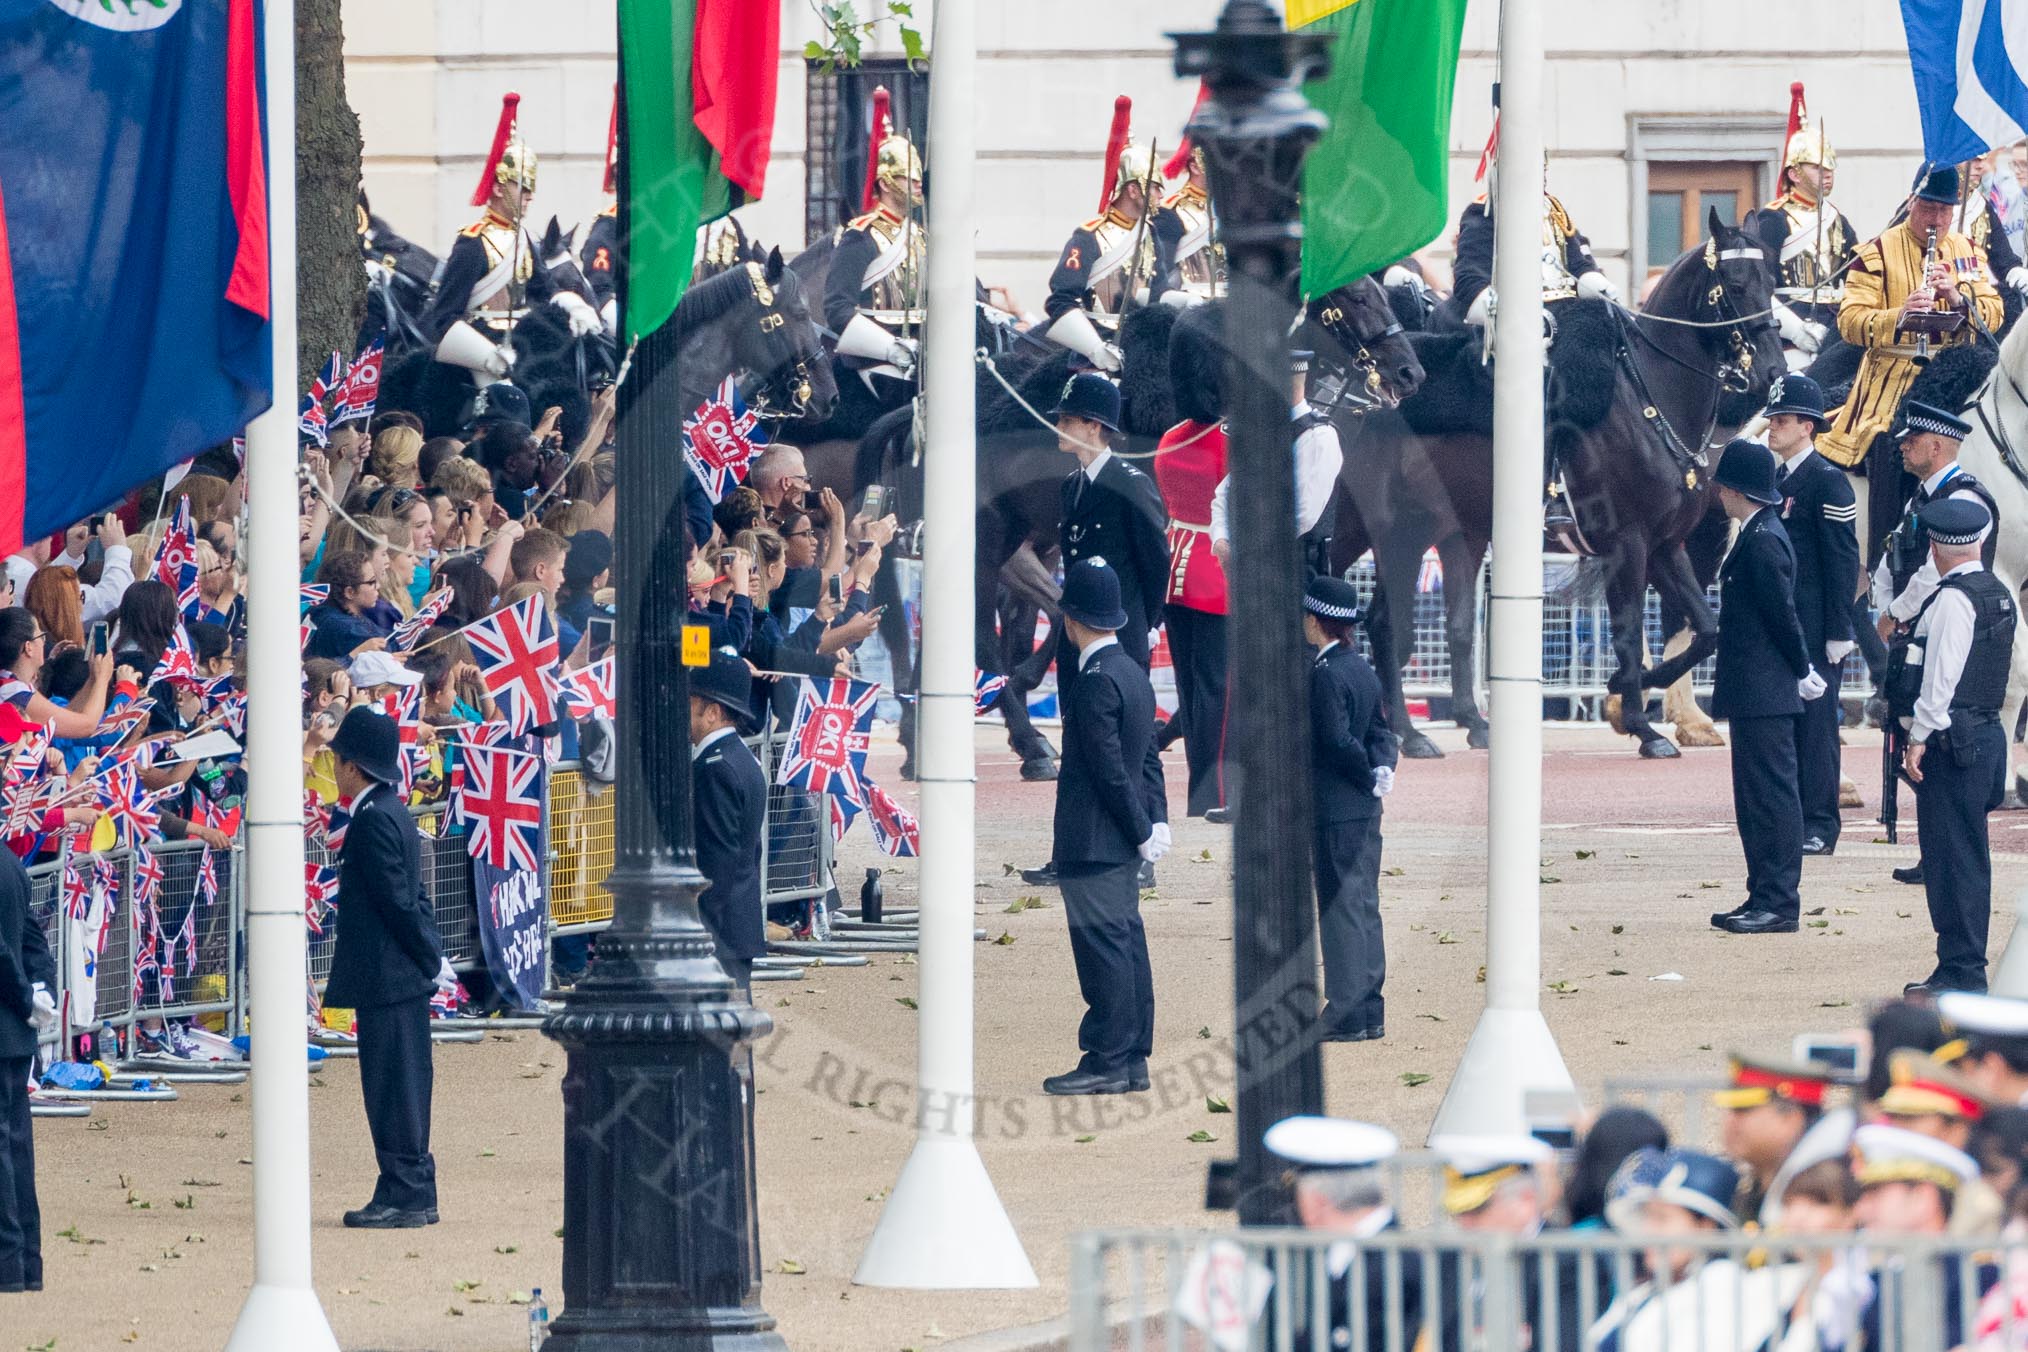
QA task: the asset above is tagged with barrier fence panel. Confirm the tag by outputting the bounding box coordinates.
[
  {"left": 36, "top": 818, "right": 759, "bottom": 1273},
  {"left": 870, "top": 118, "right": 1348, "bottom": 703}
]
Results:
[
  {"left": 547, "top": 764, "right": 615, "bottom": 935},
  {"left": 753, "top": 733, "right": 833, "bottom": 907},
  {"left": 417, "top": 806, "right": 480, "bottom": 967},
  {"left": 29, "top": 864, "right": 59, "bottom": 1062},
  {"left": 1072, "top": 1227, "right": 2021, "bottom": 1352},
  {"left": 125, "top": 841, "right": 238, "bottom": 1044}
]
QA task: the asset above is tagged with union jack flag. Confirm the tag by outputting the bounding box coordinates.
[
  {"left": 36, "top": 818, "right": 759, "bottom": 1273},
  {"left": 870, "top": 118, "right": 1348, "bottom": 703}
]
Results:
[
  {"left": 777, "top": 676, "right": 880, "bottom": 806},
  {"left": 304, "top": 861, "right": 338, "bottom": 934},
  {"left": 379, "top": 685, "right": 424, "bottom": 794},
  {"left": 331, "top": 339, "right": 385, "bottom": 427},
  {"left": 0, "top": 725, "right": 51, "bottom": 835},
  {"left": 132, "top": 845, "right": 165, "bottom": 911},
  {"left": 457, "top": 746, "right": 544, "bottom": 872},
  {"left": 299, "top": 583, "right": 329, "bottom": 613},
  {"left": 325, "top": 803, "right": 351, "bottom": 854},
  {"left": 96, "top": 698, "right": 155, "bottom": 743},
  {"left": 152, "top": 495, "right": 202, "bottom": 617},
  {"left": 214, "top": 692, "right": 248, "bottom": 740},
  {"left": 682, "top": 375, "right": 770, "bottom": 503},
  {"left": 297, "top": 349, "right": 342, "bottom": 447},
  {"left": 148, "top": 624, "right": 202, "bottom": 691},
  {"left": 96, "top": 764, "right": 160, "bottom": 847},
  {"left": 196, "top": 845, "right": 219, "bottom": 908},
  {"left": 133, "top": 924, "right": 159, "bottom": 1001},
  {"left": 830, "top": 794, "right": 861, "bottom": 843},
  {"left": 464, "top": 593, "right": 560, "bottom": 736},
  {"left": 865, "top": 783, "right": 920, "bottom": 858},
  {"left": 389, "top": 587, "right": 455, "bottom": 653},
  {"left": 61, "top": 856, "right": 89, "bottom": 920},
  {"left": 303, "top": 787, "right": 331, "bottom": 847},
  {"left": 193, "top": 796, "right": 242, "bottom": 840},
  {"left": 554, "top": 656, "right": 616, "bottom": 721},
  {"left": 974, "top": 670, "right": 1009, "bottom": 716},
  {"left": 164, "top": 907, "right": 196, "bottom": 1002}
]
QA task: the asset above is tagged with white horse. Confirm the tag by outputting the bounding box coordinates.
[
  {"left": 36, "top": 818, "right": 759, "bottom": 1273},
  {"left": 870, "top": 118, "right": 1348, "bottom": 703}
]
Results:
[{"left": 1947, "top": 316, "right": 2028, "bottom": 802}]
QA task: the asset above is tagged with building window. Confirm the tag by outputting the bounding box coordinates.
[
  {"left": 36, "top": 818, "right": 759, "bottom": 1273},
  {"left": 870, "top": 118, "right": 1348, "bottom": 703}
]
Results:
[
  {"left": 1646, "top": 162, "right": 1760, "bottom": 275},
  {"left": 804, "top": 60, "right": 930, "bottom": 245}
]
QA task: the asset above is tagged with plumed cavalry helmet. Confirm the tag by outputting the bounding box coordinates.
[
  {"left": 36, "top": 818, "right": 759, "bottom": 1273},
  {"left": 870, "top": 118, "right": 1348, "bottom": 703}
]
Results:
[
  {"left": 875, "top": 133, "right": 923, "bottom": 194},
  {"left": 497, "top": 141, "right": 538, "bottom": 194},
  {"left": 1784, "top": 125, "right": 1835, "bottom": 175},
  {"left": 472, "top": 92, "right": 537, "bottom": 208},
  {"left": 1112, "top": 143, "right": 1158, "bottom": 203},
  {"left": 1097, "top": 93, "right": 1159, "bottom": 211}
]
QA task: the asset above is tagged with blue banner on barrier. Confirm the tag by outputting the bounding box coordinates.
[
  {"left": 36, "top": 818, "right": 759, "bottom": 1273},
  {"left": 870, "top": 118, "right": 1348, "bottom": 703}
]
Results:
[{"left": 470, "top": 769, "right": 549, "bottom": 1011}]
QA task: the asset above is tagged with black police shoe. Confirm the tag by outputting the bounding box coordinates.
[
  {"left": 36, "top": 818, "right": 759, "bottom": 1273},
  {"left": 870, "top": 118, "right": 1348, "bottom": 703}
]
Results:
[
  {"left": 343, "top": 1203, "right": 435, "bottom": 1229},
  {"left": 1718, "top": 910, "right": 1799, "bottom": 935},
  {"left": 1802, "top": 836, "right": 1835, "bottom": 857},
  {"left": 1018, "top": 861, "right": 1059, "bottom": 887},
  {"left": 1709, "top": 903, "right": 1749, "bottom": 928},
  {"left": 1204, "top": 806, "right": 1233, "bottom": 824},
  {"left": 1128, "top": 1061, "right": 1150, "bottom": 1092},
  {"left": 1893, "top": 863, "right": 1925, "bottom": 885},
  {"left": 1043, "top": 1067, "right": 1132, "bottom": 1096}
]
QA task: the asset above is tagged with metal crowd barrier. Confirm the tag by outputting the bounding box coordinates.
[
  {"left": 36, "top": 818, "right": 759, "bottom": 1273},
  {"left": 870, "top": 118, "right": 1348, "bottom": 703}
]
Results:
[
  {"left": 1073, "top": 1226, "right": 2024, "bottom": 1352},
  {"left": 1341, "top": 553, "right": 1873, "bottom": 717}
]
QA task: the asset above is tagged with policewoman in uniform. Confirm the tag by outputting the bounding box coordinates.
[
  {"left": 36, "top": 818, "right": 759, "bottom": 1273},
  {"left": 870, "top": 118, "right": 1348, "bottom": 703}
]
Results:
[
  {"left": 1709, "top": 440, "right": 1820, "bottom": 936},
  {"left": 1763, "top": 374, "right": 1861, "bottom": 854},
  {"left": 689, "top": 647, "right": 767, "bottom": 986},
  {"left": 1045, "top": 558, "right": 1169, "bottom": 1095},
  {"left": 1898, "top": 497, "right": 2016, "bottom": 996},
  {"left": 1054, "top": 373, "right": 1170, "bottom": 669},
  {"left": 0, "top": 845, "right": 54, "bottom": 1292},
  {"left": 1305, "top": 577, "right": 1398, "bottom": 1042},
  {"left": 325, "top": 707, "right": 451, "bottom": 1228}
]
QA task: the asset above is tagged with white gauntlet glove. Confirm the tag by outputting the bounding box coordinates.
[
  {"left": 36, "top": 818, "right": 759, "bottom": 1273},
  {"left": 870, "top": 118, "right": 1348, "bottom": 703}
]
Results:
[
  {"left": 551, "top": 290, "right": 603, "bottom": 338},
  {"left": 1797, "top": 670, "right": 1828, "bottom": 701},
  {"left": 1576, "top": 271, "right": 1619, "bottom": 303},
  {"left": 1372, "top": 766, "right": 1396, "bottom": 799},
  {"left": 2009, "top": 266, "right": 2028, "bottom": 299}
]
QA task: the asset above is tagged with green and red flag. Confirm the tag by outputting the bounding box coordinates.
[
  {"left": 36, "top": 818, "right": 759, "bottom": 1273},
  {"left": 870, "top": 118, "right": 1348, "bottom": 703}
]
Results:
[
  {"left": 1293, "top": 0, "right": 1469, "bottom": 299},
  {"left": 617, "top": 0, "right": 781, "bottom": 343}
]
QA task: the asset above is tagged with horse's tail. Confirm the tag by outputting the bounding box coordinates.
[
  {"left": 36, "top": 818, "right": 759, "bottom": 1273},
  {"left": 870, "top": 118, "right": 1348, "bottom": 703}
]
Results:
[{"left": 1551, "top": 554, "right": 1612, "bottom": 608}]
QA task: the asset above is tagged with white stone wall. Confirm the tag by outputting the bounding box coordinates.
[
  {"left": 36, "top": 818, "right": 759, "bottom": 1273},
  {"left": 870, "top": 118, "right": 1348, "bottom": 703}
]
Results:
[{"left": 344, "top": 0, "right": 1932, "bottom": 305}]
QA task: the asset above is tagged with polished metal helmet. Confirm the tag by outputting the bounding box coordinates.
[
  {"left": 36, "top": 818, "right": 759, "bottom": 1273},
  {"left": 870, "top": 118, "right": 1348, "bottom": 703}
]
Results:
[
  {"left": 1113, "top": 142, "right": 1158, "bottom": 202},
  {"left": 497, "top": 141, "right": 538, "bottom": 194},
  {"left": 874, "top": 134, "right": 922, "bottom": 195},
  {"left": 1784, "top": 125, "right": 1836, "bottom": 174}
]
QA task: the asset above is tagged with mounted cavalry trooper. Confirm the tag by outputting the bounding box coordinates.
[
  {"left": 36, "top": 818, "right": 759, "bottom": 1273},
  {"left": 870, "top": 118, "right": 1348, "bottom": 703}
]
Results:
[
  {"left": 1816, "top": 165, "right": 2004, "bottom": 551},
  {"left": 1151, "top": 144, "right": 1223, "bottom": 306},
  {"left": 1744, "top": 100, "right": 1856, "bottom": 364},
  {"left": 1044, "top": 96, "right": 1164, "bottom": 373},
  {"left": 425, "top": 94, "right": 598, "bottom": 382},
  {"left": 823, "top": 86, "right": 926, "bottom": 403}
]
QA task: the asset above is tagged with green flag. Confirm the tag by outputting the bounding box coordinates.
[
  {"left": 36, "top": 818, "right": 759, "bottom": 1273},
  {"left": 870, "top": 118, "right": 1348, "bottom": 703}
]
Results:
[
  {"left": 617, "top": 0, "right": 780, "bottom": 342},
  {"left": 1294, "top": 0, "right": 1469, "bottom": 298}
]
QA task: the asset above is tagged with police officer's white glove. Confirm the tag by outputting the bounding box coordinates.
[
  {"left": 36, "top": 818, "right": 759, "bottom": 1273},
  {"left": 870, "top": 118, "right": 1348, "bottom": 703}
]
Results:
[
  {"left": 1372, "top": 766, "right": 1396, "bottom": 799},
  {"left": 1797, "top": 669, "right": 1829, "bottom": 701},
  {"left": 1138, "top": 822, "right": 1171, "bottom": 865},
  {"left": 1825, "top": 639, "right": 1857, "bottom": 666},
  {"left": 434, "top": 958, "right": 458, "bottom": 994},
  {"left": 30, "top": 982, "right": 57, "bottom": 1033},
  {"left": 2009, "top": 266, "right": 2028, "bottom": 299},
  {"left": 1576, "top": 271, "right": 1619, "bottom": 303},
  {"left": 551, "top": 290, "right": 603, "bottom": 339}
]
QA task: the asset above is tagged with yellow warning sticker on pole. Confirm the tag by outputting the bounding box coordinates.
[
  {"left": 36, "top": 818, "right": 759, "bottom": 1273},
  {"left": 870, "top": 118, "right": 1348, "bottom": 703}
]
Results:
[{"left": 681, "top": 625, "right": 710, "bottom": 667}]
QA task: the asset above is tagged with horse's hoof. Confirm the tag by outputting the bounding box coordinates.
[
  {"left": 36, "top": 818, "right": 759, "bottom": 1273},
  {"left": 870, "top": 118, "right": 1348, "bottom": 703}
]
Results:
[
  {"left": 1864, "top": 695, "right": 1890, "bottom": 729},
  {"left": 1672, "top": 721, "right": 1726, "bottom": 749},
  {"left": 1020, "top": 757, "right": 1059, "bottom": 783},
  {"left": 1466, "top": 725, "right": 1490, "bottom": 750},
  {"left": 1602, "top": 694, "right": 1626, "bottom": 736},
  {"left": 1638, "top": 736, "right": 1681, "bottom": 760},
  {"left": 1400, "top": 731, "right": 1445, "bottom": 760}
]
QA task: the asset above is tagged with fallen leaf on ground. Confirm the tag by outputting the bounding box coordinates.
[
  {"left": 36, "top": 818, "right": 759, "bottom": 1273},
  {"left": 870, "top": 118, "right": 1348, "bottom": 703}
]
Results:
[
  {"left": 1075, "top": 1134, "right": 1096, "bottom": 1144},
  {"left": 1206, "top": 1096, "right": 1231, "bottom": 1114},
  {"left": 1400, "top": 1072, "right": 1433, "bottom": 1087},
  {"left": 1187, "top": 1130, "right": 1217, "bottom": 1143},
  {"left": 896, "top": 997, "right": 918, "bottom": 1009},
  {"left": 776, "top": 1259, "right": 806, "bottom": 1275}
]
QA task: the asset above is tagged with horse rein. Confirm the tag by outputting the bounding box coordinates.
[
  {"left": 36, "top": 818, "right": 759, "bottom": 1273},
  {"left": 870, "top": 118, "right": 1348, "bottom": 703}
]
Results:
[
  {"left": 1311, "top": 301, "right": 1407, "bottom": 415},
  {"left": 1975, "top": 352, "right": 2028, "bottom": 490}
]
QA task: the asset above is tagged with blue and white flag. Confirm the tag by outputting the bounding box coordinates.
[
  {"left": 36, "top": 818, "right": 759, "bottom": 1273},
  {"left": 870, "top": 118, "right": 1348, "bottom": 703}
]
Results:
[{"left": 1902, "top": 0, "right": 2028, "bottom": 165}]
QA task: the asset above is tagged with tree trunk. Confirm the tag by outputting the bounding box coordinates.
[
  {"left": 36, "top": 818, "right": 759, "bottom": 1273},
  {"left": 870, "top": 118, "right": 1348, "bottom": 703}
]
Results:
[{"left": 296, "top": 0, "right": 364, "bottom": 391}]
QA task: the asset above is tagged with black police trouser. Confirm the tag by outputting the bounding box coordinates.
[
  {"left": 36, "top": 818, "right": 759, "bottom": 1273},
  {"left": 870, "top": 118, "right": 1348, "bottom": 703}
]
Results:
[
  {"left": 1916, "top": 721, "right": 2007, "bottom": 986},
  {"left": 357, "top": 995, "right": 437, "bottom": 1213},
  {"left": 1796, "top": 663, "right": 1844, "bottom": 846},
  {"left": 0, "top": 1056, "right": 37, "bottom": 1289},
  {"left": 1314, "top": 813, "right": 1385, "bottom": 1033},
  {"left": 1164, "top": 603, "right": 1228, "bottom": 816},
  {"left": 1731, "top": 713, "right": 1803, "bottom": 921},
  {"left": 1060, "top": 859, "right": 1153, "bottom": 1075}
]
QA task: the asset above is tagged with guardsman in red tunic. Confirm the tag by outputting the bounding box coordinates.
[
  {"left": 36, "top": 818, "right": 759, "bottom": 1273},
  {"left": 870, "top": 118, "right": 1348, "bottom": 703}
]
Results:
[{"left": 1153, "top": 408, "right": 1228, "bottom": 819}]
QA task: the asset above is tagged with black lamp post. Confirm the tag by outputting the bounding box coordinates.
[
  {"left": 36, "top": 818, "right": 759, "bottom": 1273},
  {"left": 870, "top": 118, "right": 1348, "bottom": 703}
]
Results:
[
  {"left": 1172, "top": 1, "right": 1333, "bottom": 1227},
  {"left": 539, "top": 57, "right": 786, "bottom": 1352}
]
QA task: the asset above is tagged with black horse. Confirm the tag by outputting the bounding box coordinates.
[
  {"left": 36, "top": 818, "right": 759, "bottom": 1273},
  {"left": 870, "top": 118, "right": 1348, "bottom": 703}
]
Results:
[{"left": 853, "top": 276, "right": 1421, "bottom": 780}]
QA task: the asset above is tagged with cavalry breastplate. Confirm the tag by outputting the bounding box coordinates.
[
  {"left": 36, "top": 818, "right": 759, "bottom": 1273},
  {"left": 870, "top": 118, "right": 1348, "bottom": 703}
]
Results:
[
  {"left": 1086, "top": 213, "right": 1157, "bottom": 324},
  {"left": 470, "top": 216, "right": 533, "bottom": 314},
  {"left": 1774, "top": 198, "right": 1849, "bottom": 301},
  {"left": 1165, "top": 189, "right": 1224, "bottom": 298},
  {"left": 857, "top": 212, "right": 927, "bottom": 326},
  {"left": 1541, "top": 203, "right": 1578, "bottom": 301}
]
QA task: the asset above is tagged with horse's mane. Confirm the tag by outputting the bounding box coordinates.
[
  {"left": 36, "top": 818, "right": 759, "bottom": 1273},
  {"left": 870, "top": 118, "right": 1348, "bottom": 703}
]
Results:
[
  {"left": 670, "top": 263, "right": 756, "bottom": 333},
  {"left": 1644, "top": 237, "right": 1714, "bottom": 319}
]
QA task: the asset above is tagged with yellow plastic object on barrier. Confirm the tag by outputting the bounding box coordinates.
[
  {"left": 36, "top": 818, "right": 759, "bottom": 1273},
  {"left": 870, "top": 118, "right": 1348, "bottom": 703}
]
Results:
[{"left": 548, "top": 767, "right": 616, "bottom": 930}]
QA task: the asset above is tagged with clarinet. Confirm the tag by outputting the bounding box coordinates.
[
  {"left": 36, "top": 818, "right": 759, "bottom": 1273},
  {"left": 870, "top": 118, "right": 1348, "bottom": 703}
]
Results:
[{"left": 1915, "top": 227, "right": 1940, "bottom": 365}]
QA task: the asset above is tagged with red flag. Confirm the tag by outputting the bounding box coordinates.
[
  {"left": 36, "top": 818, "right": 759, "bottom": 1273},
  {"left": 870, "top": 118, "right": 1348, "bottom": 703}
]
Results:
[{"left": 690, "top": 0, "right": 782, "bottom": 200}]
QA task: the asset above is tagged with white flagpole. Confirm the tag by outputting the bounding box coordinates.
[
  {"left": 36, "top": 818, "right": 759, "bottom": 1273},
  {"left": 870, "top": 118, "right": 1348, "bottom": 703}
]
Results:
[
  {"left": 852, "top": 0, "right": 1036, "bottom": 1289},
  {"left": 1427, "top": 0, "right": 1577, "bottom": 1139},
  {"left": 223, "top": 0, "right": 339, "bottom": 1344}
]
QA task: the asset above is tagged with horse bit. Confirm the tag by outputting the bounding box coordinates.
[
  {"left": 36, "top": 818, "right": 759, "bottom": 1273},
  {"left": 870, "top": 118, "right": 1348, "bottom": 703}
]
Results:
[
  {"left": 739, "top": 260, "right": 817, "bottom": 421},
  {"left": 1311, "top": 302, "right": 1404, "bottom": 415}
]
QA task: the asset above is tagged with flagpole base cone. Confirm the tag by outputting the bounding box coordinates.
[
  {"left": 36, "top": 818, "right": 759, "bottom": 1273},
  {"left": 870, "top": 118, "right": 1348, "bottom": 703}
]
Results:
[
  {"left": 1427, "top": 1006, "right": 1576, "bottom": 1142},
  {"left": 853, "top": 1136, "right": 1038, "bottom": 1289},
  {"left": 223, "top": 1282, "right": 340, "bottom": 1352}
]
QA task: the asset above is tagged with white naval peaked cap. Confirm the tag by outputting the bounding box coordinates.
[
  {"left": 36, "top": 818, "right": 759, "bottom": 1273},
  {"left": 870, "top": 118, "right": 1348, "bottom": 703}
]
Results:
[
  {"left": 1939, "top": 991, "right": 2028, "bottom": 1040},
  {"left": 1263, "top": 1116, "right": 1398, "bottom": 1169},
  {"left": 1852, "top": 1122, "right": 1977, "bottom": 1192},
  {"left": 1429, "top": 1133, "right": 1553, "bottom": 1175}
]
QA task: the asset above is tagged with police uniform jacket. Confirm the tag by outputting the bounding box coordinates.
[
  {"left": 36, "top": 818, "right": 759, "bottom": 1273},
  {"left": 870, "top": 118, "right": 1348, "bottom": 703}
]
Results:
[
  {"left": 1052, "top": 638, "right": 1166, "bottom": 868},
  {"left": 1816, "top": 223, "right": 2004, "bottom": 468},
  {"left": 1311, "top": 642, "right": 1397, "bottom": 824},
  {"left": 1430, "top": 1241, "right": 1586, "bottom": 1352},
  {"left": 1777, "top": 448, "right": 1860, "bottom": 656},
  {"left": 0, "top": 847, "right": 53, "bottom": 1060},
  {"left": 1152, "top": 420, "right": 1228, "bottom": 614},
  {"left": 581, "top": 204, "right": 618, "bottom": 309},
  {"left": 1061, "top": 452, "right": 1171, "bottom": 658},
  {"left": 1712, "top": 506, "right": 1812, "bottom": 720},
  {"left": 323, "top": 783, "right": 445, "bottom": 1011},
  {"left": 1872, "top": 463, "right": 2001, "bottom": 623},
  {"left": 692, "top": 727, "right": 767, "bottom": 961},
  {"left": 1908, "top": 563, "right": 2016, "bottom": 744}
]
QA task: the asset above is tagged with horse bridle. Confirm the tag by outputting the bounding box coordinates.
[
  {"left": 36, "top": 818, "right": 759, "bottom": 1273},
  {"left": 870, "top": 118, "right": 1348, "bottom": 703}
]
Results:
[
  {"left": 1312, "top": 299, "right": 1407, "bottom": 414},
  {"left": 738, "top": 261, "right": 819, "bottom": 420},
  {"left": 1975, "top": 354, "right": 2028, "bottom": 490}
]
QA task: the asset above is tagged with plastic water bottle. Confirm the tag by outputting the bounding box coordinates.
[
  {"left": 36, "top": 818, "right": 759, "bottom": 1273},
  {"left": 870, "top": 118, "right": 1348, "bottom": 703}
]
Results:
[
  {"left": 528, "top": 1288, "right": 549, "bottom": 1349},
  {"left": 860, "top": 866, "right": 884, "bottom": 925}
]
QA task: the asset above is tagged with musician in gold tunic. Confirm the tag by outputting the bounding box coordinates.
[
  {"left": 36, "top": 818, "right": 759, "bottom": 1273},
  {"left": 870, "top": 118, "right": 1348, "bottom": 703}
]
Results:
[
  {"left": 823, "top": 130, "right": 926, "bottom": 397},
  {"left": 1817, "top": 166, "right": 2003, "bottom": 477}
]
